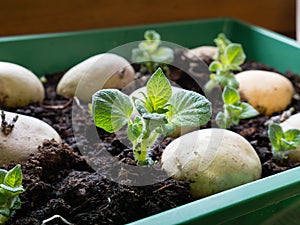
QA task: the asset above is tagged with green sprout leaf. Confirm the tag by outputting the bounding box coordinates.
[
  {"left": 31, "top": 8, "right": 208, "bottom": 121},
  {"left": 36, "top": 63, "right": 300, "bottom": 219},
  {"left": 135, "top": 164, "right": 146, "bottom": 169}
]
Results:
[
  {"left": 145, "top": 30, "right": 160, "bottom": 41},
  {"left": 208, "top": 61, "right": 223, "bottom": 72},
  {"left": 239, "top": 102, "right": 259, "bottom": 119},
  {"left": 285, "top": 129, "right": 300, "bottom": 144},
  {"left": 222, "top": 86, "right": 240, "bottom": 105},
  {"left": 147, "top": 68, "right": 172, "bottom": 111},
  {"left": 222, "top": 43, "right": 246, "bottom": 66},
  {"left": 0, "top": 164, "right": 24, "bottom": 224},
  {"left": 0, "top": 185, "right": 24, "bottom": 195},
  {"left": 268, "top": 123, "right": 300, "bottom": 154},
  {"left": 214, "top": 33, "right": 231, "bottom": 56},
  {"left": 151, "top": 47, "right": 174, "bottom": 64},
  {"left": 4, "top": 164, "right": 22, "bottom": 188},
  {"left": 127, "top": 116, "right": 145, "bottom": 142},
  {"left": 91, "top": 67, "right": 212, "bottom": 166},
  {"left": 92, "top": 89, "right": 133, "bottom": 133},
  {"left": 205, "top": 33, "right": 245, "bottom": 91},
  {"left": 131, "top": 30, "right": 174, "bottom": 74},
  {"left": 131, "top": 48, "right": 150, "bottom": 63},
  {"left": 168, "top": 90, "right": 211, "bottom": 127},
  {"left": 215, "top": 112, "right": 228, "bottom": 129},
  {"left": 0, "top": 170, "right": 7, "bottom": 184},
  {"left": 268, "top": 123, "right": 284, "bottom": 152},
  {"left": 217, "top": 86, "right": 259, "bottom": 129}
]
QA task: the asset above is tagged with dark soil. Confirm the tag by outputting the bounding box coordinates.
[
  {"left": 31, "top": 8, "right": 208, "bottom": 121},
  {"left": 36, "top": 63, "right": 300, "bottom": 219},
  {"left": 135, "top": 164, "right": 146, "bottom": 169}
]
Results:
[{"left": 1, "top": 51, "right": 300, "bottom": 224}]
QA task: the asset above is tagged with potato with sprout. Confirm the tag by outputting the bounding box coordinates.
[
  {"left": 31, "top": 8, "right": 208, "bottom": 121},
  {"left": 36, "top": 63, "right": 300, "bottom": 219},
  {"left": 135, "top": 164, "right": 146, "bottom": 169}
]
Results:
[{"left": 0, "top": 111, "right": 61, "bottom": 164}]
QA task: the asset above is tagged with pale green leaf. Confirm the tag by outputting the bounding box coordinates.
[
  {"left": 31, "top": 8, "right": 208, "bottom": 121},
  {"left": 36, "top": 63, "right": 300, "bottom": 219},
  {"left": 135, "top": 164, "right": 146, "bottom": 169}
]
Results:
[
  {"left": 151, "top": 47, "right": 174, "bottom": 64},
  {"left": 208, "top": 61, "right": 223, "bottom": 72},
  {"left": 0, "top": 169, "right": 7, "bottom": 184},
  {"left": 222, "top": 86, "right": 240, "bottom": 104},
  {"left": 127, "top": 116, "right": 144, "bottom": 142},
  {"left": 0, "top": 209, "right": 10, "bottom": 217},
  {"left": 4, "top": 165, "right": 22, "bottom": 188},
  {"left": 284, "top": 129, "right": 300, "bottom": 142},
  {"left": 133, "top": 98, "right": 149, "bottom": 116},
  {"left": 139, "top": 40, "right": 160, "bottom": 54},
  {"left": 144, "top": 30, "right": 161, "bottom": 41},
  {"left": 281, "top": 138, "right": 299, "bottom": 150},
  {"left": 146, "top": 68, "right": 172, "bottom": 111},
  {"left": 268, "top": 123, "right": 284, "bottom": 152},
  {"left": 168, "top": 90, "right": 211, "bottom": 127},
  {"left": 239, "top": 102, "right": 259, "bottom": 119},
  {"left": 131, "top": 48, "right": 150, "bottom": 63},
  {"left": 92, "top": 89, "right": 133, "bottom": 133},
  {"left": 223, "top": 43, "right": 246, "bottom": 65},
  {"left": 225, "top": 104, "right": 243, "bottom": 116},
  {"left": 0, "top": 184, "right": 24, "bottom": 195},
  {"left": 214, "top": 33, "right": 231, "bottom": 55},
  {"left": 215, "top": 112, "right": 228, "bottom": 129}
]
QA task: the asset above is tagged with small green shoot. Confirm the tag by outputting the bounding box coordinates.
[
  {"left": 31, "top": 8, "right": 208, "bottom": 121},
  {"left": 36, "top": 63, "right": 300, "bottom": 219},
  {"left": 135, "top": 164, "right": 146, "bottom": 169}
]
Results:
[
  {"left": 0, "top": 164, "right": 25, "bottom": 225},
  {"left": 268, "top": 123, "right": 300, "bottom": 159},
  {"left": 216, "top": 86, "right": 259, "bottom": 129},
  {"left": 92, "top": 68, "right": 211, "bottom": 165},
  {"left": 205, "top": 33, "right": 246, "bottom": 91},
  {"left": 131, "top": 30, "right": 174, "bottom": 74}
]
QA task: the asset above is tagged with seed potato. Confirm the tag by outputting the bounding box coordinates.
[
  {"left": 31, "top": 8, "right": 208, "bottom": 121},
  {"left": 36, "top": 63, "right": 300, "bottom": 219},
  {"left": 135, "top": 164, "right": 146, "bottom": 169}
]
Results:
[
  {"left": 57, "top": 53, "right": 135, "bottom": 102},
  {"left": 161, "top": 128, "right": 262, "bottom": 197},
  {"left": 0, "top": 111, "right": 61, "bottom": 164},
  {"left": 189, "top": 46, "right": 218, "bottom": 60},
  {"left": 236, "top": 70, "right": 294, "bottom": 115},
  {"left": 0, "top": 62, "right": 44, "bottom": 108}
]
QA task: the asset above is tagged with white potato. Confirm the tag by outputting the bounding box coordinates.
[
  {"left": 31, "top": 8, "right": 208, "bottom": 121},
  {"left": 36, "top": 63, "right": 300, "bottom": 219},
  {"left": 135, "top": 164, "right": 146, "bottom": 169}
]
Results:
[
  {"left": 0, "top": 111, "right": 61, "bottom": 164},
  {"left": 236, "top": 70, "right": 294, "bottom": 115},
  {"left": 129, "top": 86, "right": 197, "bottom": 138},
  {"left": 189, "top": 46, "right": 218, "bottom": 60},
  {"left": 162, "top": 128, "right": 261, "bottom": 197},
  {"left": 57, "top": 53, "right": 135, "bottom": 102},
  {"left": 280, "top": 113, "right": 300, "bottom": 131},
  {"left": 0, "top": 62, "right": 44, "bottom": 108}
]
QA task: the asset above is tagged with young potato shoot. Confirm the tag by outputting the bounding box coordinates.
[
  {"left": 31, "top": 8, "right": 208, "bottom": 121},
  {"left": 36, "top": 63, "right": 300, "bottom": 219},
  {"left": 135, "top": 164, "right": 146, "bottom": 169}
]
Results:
[
  {"left": 216, "top": 86, "right": 259, "bottom": 129},
  {"left": 131, "top": 30, "right": 174, "bottom": 75},
  {"left": 268, "top": 123, "right": 300, "bottom": 162},
  {"left": 0, "top": 164, "right": 25, "bottom": 225},
  {"left": 205, "top": 33, "right": 246, "bottom": 92},
  {"left": 162, "top": 128, "right": 262, "bottom": 198},
  {"left": 129, "top": 86, "right": 198, "bottom": 138},
  {"left": 92, "top": 68, "right": 211, "bottom": 165}
]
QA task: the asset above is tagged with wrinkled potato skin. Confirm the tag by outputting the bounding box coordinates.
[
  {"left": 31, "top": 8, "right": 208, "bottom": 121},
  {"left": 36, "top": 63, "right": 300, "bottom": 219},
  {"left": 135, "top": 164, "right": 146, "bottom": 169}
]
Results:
[
  {"left": 162, "top": 128, "right": 261, "bottom": 198},
  {"left": 0, "top": 62, "right": 44, "bottom": 107},
  {"left": 236, "top": 70, "right": 294, "bottom": 115}
]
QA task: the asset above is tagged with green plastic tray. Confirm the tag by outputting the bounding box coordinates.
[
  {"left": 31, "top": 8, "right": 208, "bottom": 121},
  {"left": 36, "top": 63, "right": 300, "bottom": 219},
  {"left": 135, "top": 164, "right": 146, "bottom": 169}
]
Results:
[{"left": 1, "top": 18, "right": 300, "bottom": 224}]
